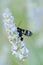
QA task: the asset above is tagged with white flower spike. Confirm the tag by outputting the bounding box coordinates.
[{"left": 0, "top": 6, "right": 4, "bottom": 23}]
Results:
[{"left": 2, "top": 8, "right": 29, "bottom": 61}]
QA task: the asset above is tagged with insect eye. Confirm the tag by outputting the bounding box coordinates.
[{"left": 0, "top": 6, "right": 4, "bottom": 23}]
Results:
[{"left": 17, "top": 27, "right": 22, "bottom": 32}]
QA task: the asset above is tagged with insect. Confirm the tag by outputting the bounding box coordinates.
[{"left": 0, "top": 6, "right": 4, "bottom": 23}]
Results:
[{"left": 17, "top": 27, "right": 32, "bottom": 41}]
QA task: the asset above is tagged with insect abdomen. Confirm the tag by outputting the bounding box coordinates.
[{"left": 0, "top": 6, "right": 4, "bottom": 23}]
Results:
[{"left": 22, "top": 30, "right": 32, "bottom": 36}]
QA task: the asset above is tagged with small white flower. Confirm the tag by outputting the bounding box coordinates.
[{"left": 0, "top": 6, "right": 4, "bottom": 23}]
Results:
[
  {"left": 20, "top": 41, "right": 25, "bottom": 47},
  {"left": 12, "top": 44, "right": 18, "bottom": 50},
  {"left": 8, "top": 35, "right": 16, "bottom": 40},
  {"left": 20, "top": 47, "right": 25, "bottom": 55},
  {"left": 15, "top": 52, "right": 23, "bottom": 60},
  {"left": 20, "top": 47, "right": 29, "bottom": 56},
  {"left": 5, "top": 8, "right": 10, "bottom": 13},
  {"left": 12, "top": 50, "right": 17, "bottom": 55},
  {"left": 6, "top": 29, "right": 13, "bottom": 36},
  {"left": 11, "top": 26, "right": 17, "bottom": 32},
  {"left": 2, "top": 13, "right": 7, "bottom": 18},
  {"left": 18, "top": 54, "right": 23, "bottom": 60},
  {"left": 25, "top": 48, "right": 29, "bottom": 54},
  {"left": 10, "top": 16, "right": 14, "bottom": 22}
]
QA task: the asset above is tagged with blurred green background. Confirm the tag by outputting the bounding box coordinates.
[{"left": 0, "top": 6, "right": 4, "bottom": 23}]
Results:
[{"left": 0, "top": 0, "right": 43, "bottom": 65}]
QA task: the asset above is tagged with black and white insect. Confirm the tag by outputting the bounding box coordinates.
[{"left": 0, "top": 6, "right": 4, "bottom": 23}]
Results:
[{"left": 17, "top": 27, "right": 32, "bottom": 41}]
